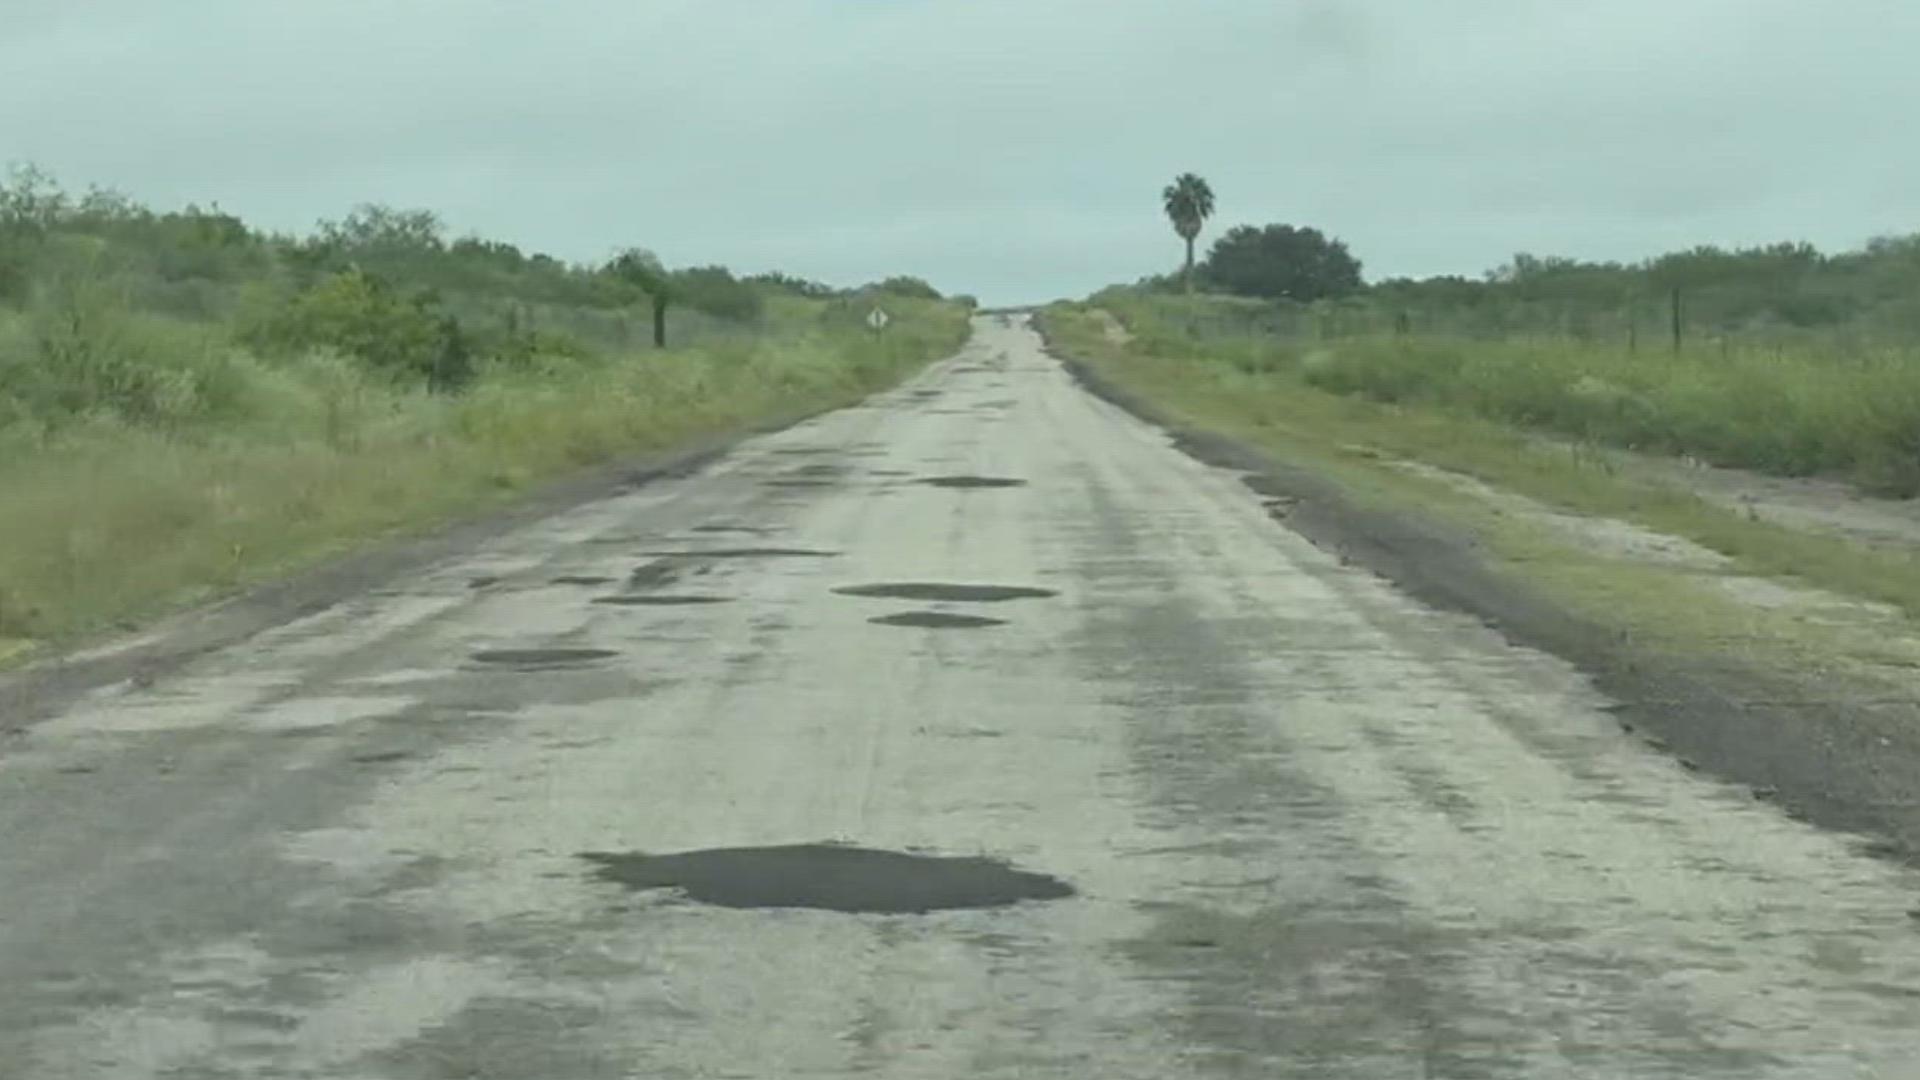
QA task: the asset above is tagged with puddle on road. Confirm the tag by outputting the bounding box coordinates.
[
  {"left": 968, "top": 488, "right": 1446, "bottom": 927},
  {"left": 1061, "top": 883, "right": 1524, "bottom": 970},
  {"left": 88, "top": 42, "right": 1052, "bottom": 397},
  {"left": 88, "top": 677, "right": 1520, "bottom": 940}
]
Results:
[
  {"left": 551, "top": 575, "right": 616, "bottom": 586},
  {"left": 835, "top": 583, "right": 1057, "bottom": 602},
  {"left": 468, "top": 576, "right": 500, "bottom": 589},
  {"left": 470, "top": 648, "right": 618, "bottom": 669},
  {"left": 916, "top": 476, "right": 1027, "bottom": 489},
  {"left": 350, "top": 750, "right": 410, "bottom": 765},
  {"left": 870, "top": 611, "right": 1008, "bottom": 629},
  {"left": 593, "top": 595, "right": 733, "bottom": 607},
  {"left": 691, "top": 524, "right": 772, "bottom": 535},
  {"left": 870, "top": 469, "right": 912, "bottom": 477},
  {"left": 763, "top": 479, "right": 837, "bottom": 488},
  {"left": 580, "top": 844, "right": 1074, "bottom": 913}
]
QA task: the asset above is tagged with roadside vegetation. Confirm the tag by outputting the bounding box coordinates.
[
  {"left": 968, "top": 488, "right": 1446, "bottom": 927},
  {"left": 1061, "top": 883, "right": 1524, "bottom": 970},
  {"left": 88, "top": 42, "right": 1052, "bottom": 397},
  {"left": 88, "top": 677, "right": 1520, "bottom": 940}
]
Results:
[
  {"left": 1119, "top": 172, "right": 1920, "bottom": 496},
  {"left": 0, "top": 165, "right": 968, "bottom": 656}
]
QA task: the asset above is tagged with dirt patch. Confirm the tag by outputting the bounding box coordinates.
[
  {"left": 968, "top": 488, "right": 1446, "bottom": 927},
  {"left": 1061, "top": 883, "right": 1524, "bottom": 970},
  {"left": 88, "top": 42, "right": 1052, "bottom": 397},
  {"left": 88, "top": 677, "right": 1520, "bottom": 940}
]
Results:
[
  {"left": 870, "top": 611, "right": 1008, "bottom": 629},
  {"left": 1391, "top": 461, "right": 1730, "bottom": 570},
  {"left": 1091, "top": 308, "right": 1134, "bottom": 345},
  {"left": 592, "top": 596, "right": 732, "bottom": 607},
  {"left": 470, "top": 648, "right": 617, "bottom": 669},
  {"left": 1556, "top": 437, "right": 1920, "bottom": 553},
  {"left": 579, "top": 844, "right": 1073, "bottom": 913},
  {"left": 835, "top": 583, "right": 1056, "bottom": 602},
  {"left": 916, "top": 476, "right": 1028, "bottom": 490},
  {"left": 550, "top": 575, "right": 617, "bottom": 586}
]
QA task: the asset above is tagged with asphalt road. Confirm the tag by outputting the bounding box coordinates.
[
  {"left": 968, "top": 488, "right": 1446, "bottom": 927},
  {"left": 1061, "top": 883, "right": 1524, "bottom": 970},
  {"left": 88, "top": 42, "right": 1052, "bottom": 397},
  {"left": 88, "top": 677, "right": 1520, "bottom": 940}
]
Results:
[{"left": 3, "top": 316, "right": 1919, "bottom": 1078}]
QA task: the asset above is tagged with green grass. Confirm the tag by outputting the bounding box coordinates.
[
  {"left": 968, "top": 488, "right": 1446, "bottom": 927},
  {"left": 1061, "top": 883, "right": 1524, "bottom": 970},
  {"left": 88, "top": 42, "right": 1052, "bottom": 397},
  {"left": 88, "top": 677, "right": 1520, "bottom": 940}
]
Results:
[
  {"left": 0, "top": 297, "right": 967, "bottom": 655},
  {"left": 1039, "top": 305, "right": 1920, "bottom": 677},
  {"left": 1097, "top": 293, "right": 1920, "bottom": 496}
]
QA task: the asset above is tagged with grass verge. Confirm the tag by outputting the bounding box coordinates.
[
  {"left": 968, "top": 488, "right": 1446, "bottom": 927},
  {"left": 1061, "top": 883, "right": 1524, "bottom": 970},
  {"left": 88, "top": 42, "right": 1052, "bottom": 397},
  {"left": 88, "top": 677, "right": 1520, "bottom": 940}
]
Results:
[
  {"left": 1038, "top": 305, "right": 1920, "bottom": 682},
  {"left": 0, "top": 300, "right": 968, "bottom": 659}
]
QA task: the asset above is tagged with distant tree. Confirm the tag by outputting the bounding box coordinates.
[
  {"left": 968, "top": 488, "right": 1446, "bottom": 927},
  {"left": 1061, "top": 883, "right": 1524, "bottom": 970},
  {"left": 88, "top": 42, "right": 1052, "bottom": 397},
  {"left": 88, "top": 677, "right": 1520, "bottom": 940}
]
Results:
[
  {"left": 745, "top": 271, "right": 837, "bottom": 298},
  {"left": 1161, "top": 173, "right": 1216, "bottom": 293},
  {"left": 868, "top": 275, "right": 943, "bottom": 300},
  {"left": 672, "top": 265, "right": 764, "bottom": 322},
  {"left": 1202, "top": 224, "right": 1362, "bottom": 302},
  {"left": 607, "top": 247, "right": 673, "bottom": 347}
]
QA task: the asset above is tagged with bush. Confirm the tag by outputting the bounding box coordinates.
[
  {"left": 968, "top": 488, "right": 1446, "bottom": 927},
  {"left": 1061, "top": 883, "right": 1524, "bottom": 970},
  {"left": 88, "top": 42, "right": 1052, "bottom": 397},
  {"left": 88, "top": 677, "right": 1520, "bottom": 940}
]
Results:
[{"left": 249, "top": 269, "right": 473, "bottom": 390}]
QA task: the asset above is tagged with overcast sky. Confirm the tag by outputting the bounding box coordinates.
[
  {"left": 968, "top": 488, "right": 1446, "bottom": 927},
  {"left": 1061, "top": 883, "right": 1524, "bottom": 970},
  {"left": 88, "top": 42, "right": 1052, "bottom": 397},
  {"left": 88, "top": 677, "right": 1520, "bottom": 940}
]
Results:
[{"left": 5, "top": 1, "right": 1917, "bottom": 305}]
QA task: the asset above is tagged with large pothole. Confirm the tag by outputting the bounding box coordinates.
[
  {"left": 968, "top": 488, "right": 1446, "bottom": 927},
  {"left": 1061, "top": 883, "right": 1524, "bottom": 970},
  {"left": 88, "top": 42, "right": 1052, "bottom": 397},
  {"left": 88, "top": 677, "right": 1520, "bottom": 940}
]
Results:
[
  {"left": 870, "top": 611, "right": 1008, "bottom": 629},
  {"left": 579, "top": 844, "right": 1074, "bottom": 913},
  {"left": 835, "top": 583, "right": 1057, "bottom": 602},
  {"left": 916, "top": 476, "right": 1027, "bottom": 489},
  {"left": 470, "top": 648, "right": 618, "bottom": 670}
]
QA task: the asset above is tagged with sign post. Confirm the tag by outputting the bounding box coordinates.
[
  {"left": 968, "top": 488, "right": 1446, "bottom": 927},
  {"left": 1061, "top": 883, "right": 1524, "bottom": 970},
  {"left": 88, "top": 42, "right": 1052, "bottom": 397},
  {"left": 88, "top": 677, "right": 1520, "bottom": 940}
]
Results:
[{"left": 866, "top": 306, "right": 890, "bottom": 336}]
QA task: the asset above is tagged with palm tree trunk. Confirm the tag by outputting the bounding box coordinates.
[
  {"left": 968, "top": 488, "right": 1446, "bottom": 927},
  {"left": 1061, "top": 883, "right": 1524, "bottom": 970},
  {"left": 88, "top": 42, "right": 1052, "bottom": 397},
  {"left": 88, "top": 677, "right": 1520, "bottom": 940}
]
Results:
[
  {"left": 1183, "top": 236, "right": 1195, "bottom": 293},
  {"left": 653, "top": 296, "right": 668, "bottom": 348}
]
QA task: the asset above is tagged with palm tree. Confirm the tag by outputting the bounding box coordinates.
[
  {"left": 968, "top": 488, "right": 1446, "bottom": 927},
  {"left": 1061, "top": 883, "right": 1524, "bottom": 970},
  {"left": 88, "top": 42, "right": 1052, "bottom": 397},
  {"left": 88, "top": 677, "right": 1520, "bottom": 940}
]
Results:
[{"left": 1162, "top": 173, "right": 1216, "bottom": 293}]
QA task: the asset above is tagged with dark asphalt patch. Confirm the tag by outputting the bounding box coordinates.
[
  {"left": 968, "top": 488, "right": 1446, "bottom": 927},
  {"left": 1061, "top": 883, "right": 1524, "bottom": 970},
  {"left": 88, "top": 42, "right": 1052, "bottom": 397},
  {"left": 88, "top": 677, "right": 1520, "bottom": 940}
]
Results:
[
  {"left": 593, "top": 595, "right": 732, "bottom": 607},
  {"left": 916, "top": 476, "right": 1027, "bottom": 489},
  {"left": 870, "top": 611, "right": 1008, "bottom": 629},
  {"left": 629, "top": 561, "right": 680, "bottom": 588},
  {"left": 579, "top": 844, "right": 1074, "bottom": 913},
  {"left": 644, "top": 548, "right": 840, "bottom": 559},
  {"left": 471, "top": 648, "right": 618, "bottom": 668},
  {"left": 835, "top": 583, "right": 1056, "bottom": 602},
  {"left": 551, "top": 575, "right": 616, "bottom": 586}
]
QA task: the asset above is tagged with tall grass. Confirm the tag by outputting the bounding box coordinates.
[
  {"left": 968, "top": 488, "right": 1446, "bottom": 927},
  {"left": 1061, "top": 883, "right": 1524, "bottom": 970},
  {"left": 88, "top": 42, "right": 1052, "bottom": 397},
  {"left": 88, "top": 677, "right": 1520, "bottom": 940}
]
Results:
[
  {"left": 1094, "top": 294, "right": 1920, "bottom": 496},
  {"left": 0, "top": 297, "right": 967, "bottom": 649}
]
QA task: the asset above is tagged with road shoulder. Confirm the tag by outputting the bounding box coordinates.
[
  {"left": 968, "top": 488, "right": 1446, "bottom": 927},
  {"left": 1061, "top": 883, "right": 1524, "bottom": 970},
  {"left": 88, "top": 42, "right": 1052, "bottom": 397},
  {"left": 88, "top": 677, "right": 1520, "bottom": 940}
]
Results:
[{"left": 1036, "top": 310, "right": 1920, "bottom": 867}]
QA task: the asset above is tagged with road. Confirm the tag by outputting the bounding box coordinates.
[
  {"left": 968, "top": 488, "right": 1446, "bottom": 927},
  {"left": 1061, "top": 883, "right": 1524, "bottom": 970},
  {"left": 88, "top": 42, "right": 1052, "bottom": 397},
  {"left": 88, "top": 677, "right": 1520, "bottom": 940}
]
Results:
[{"left": 2, "top": 316, "right": 1919, "bottom": 1078}]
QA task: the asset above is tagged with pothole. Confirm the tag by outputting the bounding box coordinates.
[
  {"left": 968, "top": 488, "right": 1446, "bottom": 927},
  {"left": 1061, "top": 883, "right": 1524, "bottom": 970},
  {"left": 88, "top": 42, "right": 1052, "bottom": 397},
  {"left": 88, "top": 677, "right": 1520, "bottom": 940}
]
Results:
[
  {"left": 551, "top": 575, "right": 616, "bottom": 586},
  {"left": 579, "top": 844, "right": 1074, "bottom": 913},
  {"left": 916, "top": 476, "right": 1027, "bottom": 489},
  {"left": 470, "top": 648, "right": 618, "bottom": 669},
  {"left": 835, "top": 583, "right": 1056, "bottom": 602},
  {"left": 645, "top": 548, "right": 840, "bottom": 559},
  {"left": 593, "top": 595, "right": 733, "bottom": 607},
  {"left": 870, "top": 611, "right": 1008, "bottom": 629}
]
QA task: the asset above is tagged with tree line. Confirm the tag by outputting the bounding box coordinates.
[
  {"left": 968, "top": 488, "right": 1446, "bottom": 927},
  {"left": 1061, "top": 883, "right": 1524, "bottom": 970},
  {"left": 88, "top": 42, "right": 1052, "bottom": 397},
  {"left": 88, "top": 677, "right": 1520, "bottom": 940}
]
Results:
[{"left": 1154, "top": 171, "right": 1920, "bottom": 345}]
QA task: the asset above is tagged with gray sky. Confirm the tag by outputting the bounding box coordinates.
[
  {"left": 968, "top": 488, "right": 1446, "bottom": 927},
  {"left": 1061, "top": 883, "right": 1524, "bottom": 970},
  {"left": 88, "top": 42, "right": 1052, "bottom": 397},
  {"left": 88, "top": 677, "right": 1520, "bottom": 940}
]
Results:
[{"left": 5, "top": 0, "right": 1917, "bottom": 305}]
